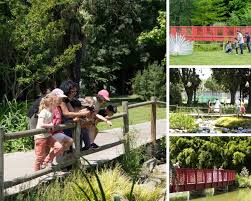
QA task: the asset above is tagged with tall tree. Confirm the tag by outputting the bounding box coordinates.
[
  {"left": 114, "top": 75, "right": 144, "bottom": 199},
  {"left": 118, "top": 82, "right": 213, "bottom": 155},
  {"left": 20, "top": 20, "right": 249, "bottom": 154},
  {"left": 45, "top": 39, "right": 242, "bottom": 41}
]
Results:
[
  {"left": 212, "top": 69, "right": 241, "bottom": 104},
  {"left": 0, "top": 0, "right": 82, "bottom": 100},
  {"left": 170, "top": 0, "right": 194, "bottom": 25},
  {"left": 178, "top": 68, "right": 201, "bottom": 106},
  {"left": 192, "top": 0, "right": 227, "bottom": 25},
  {"left": 204, "top": 77, "right": 227, "bottom": 92}
]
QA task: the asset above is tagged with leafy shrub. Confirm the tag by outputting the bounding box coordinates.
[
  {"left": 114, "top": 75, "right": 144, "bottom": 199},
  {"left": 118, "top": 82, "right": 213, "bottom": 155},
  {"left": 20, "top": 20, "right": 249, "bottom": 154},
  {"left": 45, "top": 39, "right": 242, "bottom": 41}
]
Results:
[
  {"left": 132, "top": 62, "right": 166, "bottom": 101},
  {"left": 0, "top": 98, "right": 33, "bottom": 153},
  {"left": 194, "top": 43, "right": 222, "bottom": 51},
  {"left": 237, "top": 175, "right": 251, "bottom": 188},
  {"left": 215, "top": 117, "right": 251, "bottom": 129},
  {"left": 222, "top": 105, "right": 236, "bottom": 114},
  {"left": 170, "top": 84, "right": 182, "bottom": 105},
  {"left": 11, "top": 166, "right": 163, "bottom": 201},
  {"left": 169, "top": 113, "right": 198, "bottom": 132}
]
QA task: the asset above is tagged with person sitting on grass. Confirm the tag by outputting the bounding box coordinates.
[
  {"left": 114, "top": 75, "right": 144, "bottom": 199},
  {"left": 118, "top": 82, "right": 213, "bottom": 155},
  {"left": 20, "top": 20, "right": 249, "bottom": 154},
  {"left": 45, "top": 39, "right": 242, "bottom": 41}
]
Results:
[{"left": 225, "top": 41, "right": 232, "bottom": 53}]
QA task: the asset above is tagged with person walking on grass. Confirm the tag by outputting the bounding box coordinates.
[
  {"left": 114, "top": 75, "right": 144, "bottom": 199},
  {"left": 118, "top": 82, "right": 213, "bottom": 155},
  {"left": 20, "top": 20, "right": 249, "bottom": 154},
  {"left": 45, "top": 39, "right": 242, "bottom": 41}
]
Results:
[
  {"left": 237, "top": 30, "right": 244, "bottom": 55},
  {"left": 245, "top": 32, "right": 251, "bottom": 53},
  {"left": 214, "top": 99, "right": 221, "bottom": 113},
  {"left": 240, "top": 99, "right": 246, "bottom": 116},
  {"left": 207, "top": 100, "right": 212, "bottom": 113},
  {"left": 34, "top": 95, "right": 64, "bottom": 171}
]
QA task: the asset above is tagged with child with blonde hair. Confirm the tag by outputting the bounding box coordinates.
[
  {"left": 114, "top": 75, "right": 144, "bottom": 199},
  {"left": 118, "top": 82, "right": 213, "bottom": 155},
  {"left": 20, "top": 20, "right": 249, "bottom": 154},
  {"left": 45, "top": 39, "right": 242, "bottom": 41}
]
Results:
[{"left": 34, "top": 95, "right": 63, "bottom": 171}]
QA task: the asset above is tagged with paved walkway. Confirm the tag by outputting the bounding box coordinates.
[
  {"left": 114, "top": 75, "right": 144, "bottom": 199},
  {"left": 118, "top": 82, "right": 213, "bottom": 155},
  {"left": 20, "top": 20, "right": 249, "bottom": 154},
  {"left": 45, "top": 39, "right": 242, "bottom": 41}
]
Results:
[{"left": 4, "top": 119, "right": 166, "bottom": 195}]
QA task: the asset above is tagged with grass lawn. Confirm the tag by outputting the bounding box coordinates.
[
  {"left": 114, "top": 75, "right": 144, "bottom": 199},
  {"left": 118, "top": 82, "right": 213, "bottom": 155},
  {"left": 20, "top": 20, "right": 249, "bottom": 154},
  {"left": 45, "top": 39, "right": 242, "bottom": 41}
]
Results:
[
  {"left": 98, "top": 104, "right": 166, "bottom": 131},
  {"left": 170, "top": 50, "right": 251, "bottom": 65}
]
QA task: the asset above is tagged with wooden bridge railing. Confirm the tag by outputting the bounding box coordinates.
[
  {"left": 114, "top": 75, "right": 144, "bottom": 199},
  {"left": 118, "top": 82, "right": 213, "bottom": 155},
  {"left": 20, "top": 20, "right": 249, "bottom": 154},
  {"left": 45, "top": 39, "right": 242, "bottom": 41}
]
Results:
[
  {"left": 0, "top": 98, "right": 166, "bottom": 200},
  {"left": 170, "top": 168, "right": 236, "bottom": 193},
  {"left": 169, "top": 105, "right": 223, "bottom": 117}
]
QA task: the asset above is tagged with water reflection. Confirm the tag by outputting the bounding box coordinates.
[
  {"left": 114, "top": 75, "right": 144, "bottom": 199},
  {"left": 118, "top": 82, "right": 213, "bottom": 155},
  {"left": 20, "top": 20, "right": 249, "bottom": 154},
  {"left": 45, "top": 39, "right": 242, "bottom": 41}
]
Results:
[{"left": 192, "top": 189, "right": 251, "bottom": 201}]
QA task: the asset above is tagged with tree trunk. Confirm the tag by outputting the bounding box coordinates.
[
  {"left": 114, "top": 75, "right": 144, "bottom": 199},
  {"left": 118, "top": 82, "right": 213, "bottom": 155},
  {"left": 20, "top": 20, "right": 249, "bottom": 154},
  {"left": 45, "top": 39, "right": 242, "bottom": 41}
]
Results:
[
  {"left": 185, "top": 87, "right": 193, "bottom": 106},
  {"left": 247, "top": 85, "right": 251, "bottom": 112},
  {"left": 230, "top": 90, "right": 236, "bottom": 105},
  {"left": 193, "top": 89, "right": 196, "bottom": 104}
]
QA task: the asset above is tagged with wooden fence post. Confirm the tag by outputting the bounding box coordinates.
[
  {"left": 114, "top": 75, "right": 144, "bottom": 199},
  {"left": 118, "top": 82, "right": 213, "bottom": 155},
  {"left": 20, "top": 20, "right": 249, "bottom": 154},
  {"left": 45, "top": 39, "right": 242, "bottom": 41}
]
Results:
[
  {"left": 151, "top": 97, "right": 157, "bottom": 145},
  {"left": 73, "top": 122, "right": 81, "bottom": 165},
  {"left": 122, "top": 101, "right": 129, "bottom": 135},
  {"left": 0, "top": 128, "right": 4, "bottom": 201}
]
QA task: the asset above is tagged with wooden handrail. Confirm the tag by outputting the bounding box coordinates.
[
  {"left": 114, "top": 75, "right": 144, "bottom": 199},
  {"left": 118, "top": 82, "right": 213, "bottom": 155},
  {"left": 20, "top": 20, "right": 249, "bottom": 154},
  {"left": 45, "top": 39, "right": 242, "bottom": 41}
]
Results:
[{"left": 0, "top": 98, "right": 166, "bottom": 199}]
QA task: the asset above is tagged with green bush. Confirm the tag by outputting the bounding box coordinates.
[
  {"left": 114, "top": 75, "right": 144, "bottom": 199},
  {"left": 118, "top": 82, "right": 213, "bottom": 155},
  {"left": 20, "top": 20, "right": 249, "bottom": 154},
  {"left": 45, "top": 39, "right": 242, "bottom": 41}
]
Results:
[
  {"left": 237, "top": 175, "right": 251, "bottom": 188},
  {"left": 194, "top": 43, "right": 222, "bottom": 52},
  {"left": 215, "top": 117, "right": 251, "bottom": 129},
  {"left": 0, "top": 99, "right": 33, "bottom": 153},
  {"left": 9, "top": 166, "right": 164, "bottom": 201},
  {"left": 132, "top": 62, "right": 166, "bottom": 101},
  {"left": 169, "top": 113, "right": 198, "bottom": 132},
  {"left": 170, "top": 84, "right": 182, "bottom": 105},
  {"left": 222, "top": 105, "right": 236, "bottom": 114}
]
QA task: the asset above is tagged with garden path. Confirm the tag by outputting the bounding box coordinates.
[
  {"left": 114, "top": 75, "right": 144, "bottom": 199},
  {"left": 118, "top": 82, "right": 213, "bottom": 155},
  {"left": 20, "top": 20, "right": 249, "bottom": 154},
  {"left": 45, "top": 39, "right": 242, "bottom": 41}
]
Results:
[{"left": 4, "top": 119, "right": 166, "bottom": 195}]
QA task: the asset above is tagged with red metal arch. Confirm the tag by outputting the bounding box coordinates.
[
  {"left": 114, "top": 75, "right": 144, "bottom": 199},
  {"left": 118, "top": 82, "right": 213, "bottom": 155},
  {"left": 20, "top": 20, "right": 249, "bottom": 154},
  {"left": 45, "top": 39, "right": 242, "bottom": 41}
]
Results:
[{"left": 170, "top": 26, "right": 251, "bottom": 41}]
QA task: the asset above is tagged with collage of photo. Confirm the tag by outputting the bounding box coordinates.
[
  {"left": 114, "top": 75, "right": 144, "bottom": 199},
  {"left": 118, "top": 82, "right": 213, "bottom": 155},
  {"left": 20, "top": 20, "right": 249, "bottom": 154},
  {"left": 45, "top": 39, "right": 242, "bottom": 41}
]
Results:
[{"left": 169, "top": 1, "right": 251, "bottom": 201}]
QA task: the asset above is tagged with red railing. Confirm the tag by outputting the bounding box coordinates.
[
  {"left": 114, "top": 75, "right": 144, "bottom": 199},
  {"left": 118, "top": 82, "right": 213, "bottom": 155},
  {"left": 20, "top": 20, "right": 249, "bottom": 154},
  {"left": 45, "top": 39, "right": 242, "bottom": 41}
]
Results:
[
  {"left": 170, "top": 26, "right": 251, "bottom": 41},
  {"left": 170, "top": 168, "right": 236, "bottom": 193}
]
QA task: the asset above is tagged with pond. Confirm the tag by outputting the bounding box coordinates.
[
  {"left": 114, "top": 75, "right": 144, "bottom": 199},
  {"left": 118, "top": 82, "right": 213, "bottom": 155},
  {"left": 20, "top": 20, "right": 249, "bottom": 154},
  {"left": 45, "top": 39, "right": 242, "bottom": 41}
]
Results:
[
  {"left": 196, "top": 118, "right": 251, "bottom": 134},
  {"left": 192, "top": 189, "right": 251, "bottom": 201}
]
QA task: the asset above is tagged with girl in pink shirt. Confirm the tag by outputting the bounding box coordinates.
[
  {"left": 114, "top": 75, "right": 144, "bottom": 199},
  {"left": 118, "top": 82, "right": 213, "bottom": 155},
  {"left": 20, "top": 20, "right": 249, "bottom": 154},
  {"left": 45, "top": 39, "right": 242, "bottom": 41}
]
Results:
[{"left": 50, "top": 89, "right": 73, "bottom": 152}]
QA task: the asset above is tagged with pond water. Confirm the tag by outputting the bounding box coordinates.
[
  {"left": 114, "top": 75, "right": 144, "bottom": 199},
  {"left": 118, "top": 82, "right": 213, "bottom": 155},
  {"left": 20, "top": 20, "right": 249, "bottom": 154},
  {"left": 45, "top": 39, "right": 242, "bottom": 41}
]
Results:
[
  {"left": 192, "top": 189, "right": 251, "bottom": 201},
  {"left": 196, "top": 118, "right": 251, "bottom": 134}
]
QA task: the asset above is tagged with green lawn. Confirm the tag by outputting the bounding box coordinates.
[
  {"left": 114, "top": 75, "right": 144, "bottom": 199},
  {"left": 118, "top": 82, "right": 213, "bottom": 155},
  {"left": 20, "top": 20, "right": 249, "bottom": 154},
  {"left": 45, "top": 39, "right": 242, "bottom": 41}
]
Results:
[
  {"left": 98, "top": 104, "right": 166, "bottom": 131},
  {"left": 170, "top": 50, "right": 251, "bottom": 65}
]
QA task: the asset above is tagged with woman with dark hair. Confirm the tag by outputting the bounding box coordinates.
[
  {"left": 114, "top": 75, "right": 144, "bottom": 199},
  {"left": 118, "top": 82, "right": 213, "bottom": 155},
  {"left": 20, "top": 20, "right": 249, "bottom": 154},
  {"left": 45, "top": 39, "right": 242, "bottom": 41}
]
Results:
[{"left": 59, "top": 80, "right": 91, "bottom": 149}]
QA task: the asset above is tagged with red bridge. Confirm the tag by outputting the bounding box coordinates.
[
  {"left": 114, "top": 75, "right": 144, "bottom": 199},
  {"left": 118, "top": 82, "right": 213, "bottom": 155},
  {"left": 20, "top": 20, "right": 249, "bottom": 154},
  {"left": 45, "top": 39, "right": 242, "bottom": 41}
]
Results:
[
  {"left": 170, "top": 26, "right": 251, "bottom": 41},
  {"left": 170, "top": 168, "right": 236, "bottom": 193}
]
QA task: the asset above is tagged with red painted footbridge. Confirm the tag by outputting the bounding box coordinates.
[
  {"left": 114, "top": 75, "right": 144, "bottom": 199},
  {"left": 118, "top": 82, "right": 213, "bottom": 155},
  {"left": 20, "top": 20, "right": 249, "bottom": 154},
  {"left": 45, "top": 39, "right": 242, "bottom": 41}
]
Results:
[
  {"left": 170, "top": 168, "right": 236, "bottom": 193},
  {"left": 170, "top": 26, "right": 251, "bottom": 42}
]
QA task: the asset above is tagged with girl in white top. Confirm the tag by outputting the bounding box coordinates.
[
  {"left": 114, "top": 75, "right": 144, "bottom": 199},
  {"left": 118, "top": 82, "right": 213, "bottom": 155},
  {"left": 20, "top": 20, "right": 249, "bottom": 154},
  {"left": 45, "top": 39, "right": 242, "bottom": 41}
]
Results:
[{"left": 34, "top": 95, "right": 64, "bottom": 171}]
